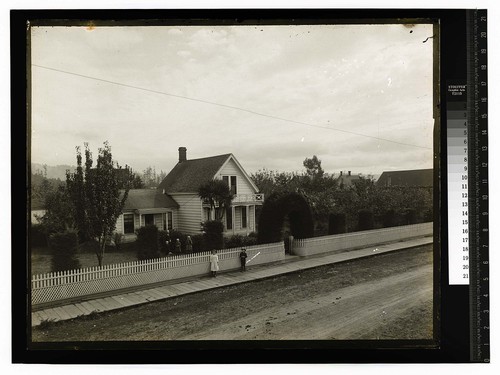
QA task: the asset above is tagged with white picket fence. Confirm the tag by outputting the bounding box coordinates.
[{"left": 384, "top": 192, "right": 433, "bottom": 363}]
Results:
[
  {"left": 31, "top": 242, "right": 285, "bottom": 307},
  {"left": 292, "top": 222, "right": 433, "bottom": 256},
  {"left": 31, "top": 223, "right": 433, "bottom": 307}
]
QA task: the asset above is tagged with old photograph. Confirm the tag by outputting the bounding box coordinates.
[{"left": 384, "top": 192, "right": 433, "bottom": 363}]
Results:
[{"left": 29, "top": 21, "right": 436, "bottom": 343}]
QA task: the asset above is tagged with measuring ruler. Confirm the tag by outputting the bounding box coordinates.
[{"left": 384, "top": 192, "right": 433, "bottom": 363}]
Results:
[
  {"left": 446, "top": 82, "right": 469, "bottom": 285},
  {"left": 466, "top": 9, "right": 489, "bottom": 363},
  {"left": 446, "top": 9, "right": 489, "bottom": 362}
]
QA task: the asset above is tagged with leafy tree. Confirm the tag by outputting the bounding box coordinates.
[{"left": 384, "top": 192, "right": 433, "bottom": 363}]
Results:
[
  {"left": 303, "top": 155, "right": 324, "bottom": 179},
  {"left": 31, "top": 165, "right": 64, "bottom": 208},
  {"left": 66, "top": 142, "right": 129, "bottom": 267},
  {"left": 116, "top": 165, "right": 144, "bottom": 189},
  {"left": 37, "top": 185, "right": 76, "bottom": 236},
  {"left": 141, "top": 166, "right": 167, "bottom": 188},
  {"left": 251, "top": 169, "right": 303, "bottom": 197},
  {"left": 252, "top": 156, "right": 433, "bottom": 236},
  {"left": 198, "top": 179, "right": 234, "bottom": 221}
]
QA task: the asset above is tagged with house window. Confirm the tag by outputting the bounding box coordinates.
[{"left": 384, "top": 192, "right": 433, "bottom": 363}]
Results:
[
  {"left": 222, "top": 175, "right": 237, "bottom": 195},
  {"left": 203, "top": 207, "right": 211, "bottom": 221},
  {"left": 168, "top": 211, "right": 173, "bottom": 230},
  {"left": 124, "top": 213, "right": 134, "bottom": 234},
  {"left": 145, "top": 214, "right": 154, "bottom": 226},
  {"left": 226, "top": 207, "right": 233, "bottom": 230},
  {"left": 241, "top": 206, "right": 247, "bottom": 228},
  {"left": 230, "top": 176, "right": 237, "bottom": 194}
]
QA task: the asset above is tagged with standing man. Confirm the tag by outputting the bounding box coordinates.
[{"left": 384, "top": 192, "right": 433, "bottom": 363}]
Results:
[{"left": 239, "top": 248, "right": 248, "bottom": 272}]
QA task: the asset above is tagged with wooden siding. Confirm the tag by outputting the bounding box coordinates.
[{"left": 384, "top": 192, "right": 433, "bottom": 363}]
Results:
[
  {"left": 216, "top": 158, "right": 255, "bottom": 195},
  {"left": 116, "top": 214, "right": 124, "bottom": 233},
  {"left": 234, "top": 206, "right": 242, "bottom": 231},
  {"left": 171, "top": 193, "right": 203, "bottom": 234},
  {"left": 154, "top": 213, "right": 163, "bottom": 229}
]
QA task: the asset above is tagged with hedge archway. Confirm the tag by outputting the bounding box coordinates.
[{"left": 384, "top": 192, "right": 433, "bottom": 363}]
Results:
[{"left": 257, "top": 192, "right": 314, "bottom": 244}]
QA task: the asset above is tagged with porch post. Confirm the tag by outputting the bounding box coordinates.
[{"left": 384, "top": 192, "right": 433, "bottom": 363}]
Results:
[
  {"left": 245, "top": 205, "right": 249, "bottom": 235},
  {"left": 232, "top": 205, "right": 235, "bottom": 235}
]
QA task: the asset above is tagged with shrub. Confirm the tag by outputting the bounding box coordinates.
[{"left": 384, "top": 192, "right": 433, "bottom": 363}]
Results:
[
  {"left": 49, "top": 231, "right": 80, "bottom": 272},
  {"left": 113, "top": 232, "right": 123, "bottom": 252},
  {"left": 314, "top": 221, "right": 329, "bottom": 237},
  {"left": 381, "top": 209, "right": 397, "bottom": 228},
  {"left": 225, "top": 233, "right": 260, "bottom": 249},
  {"left": 136, "top": 225, "right": 160, "bottom": 260},
  {"left": 403, "top": 209, "right": 417, "bottom": 225},
  {"left": 191, "top": 234, "right": 205, "bottom": 253},
  {"left": 30, "top": 224, "right": 48, "bottom": 247},
  {"left": 423, "top": 208, "right": 433, "bottom": 222},
  {"left": 224, "top": 234, "right": 246, "bottom": 249},
  {"left": 203, "top": 220, "right": 224, "bottom": 250},
  {"left": 357, "top": 209, "right": 374, "bottom": 231},
  {"left": 247, "top": 231, "right": 258, "bottom": 241},
  {"left": 328, "top": 213, "right": 346, "bottom": 234}
]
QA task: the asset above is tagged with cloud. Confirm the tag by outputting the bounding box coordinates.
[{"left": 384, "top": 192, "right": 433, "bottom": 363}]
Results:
[{"left": 30, "top": 24, "right": 434, "bottom": 176}]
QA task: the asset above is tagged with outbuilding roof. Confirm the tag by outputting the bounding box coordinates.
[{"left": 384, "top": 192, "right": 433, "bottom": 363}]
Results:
[
  {"left": 121, "top": 189, "right": 179, "bottom": 211},
  {"left": 376, "top": 169, "right": 433, "bottom": 187}
]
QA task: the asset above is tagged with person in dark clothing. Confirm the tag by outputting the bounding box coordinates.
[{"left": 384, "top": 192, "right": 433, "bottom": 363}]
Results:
[{"left": 239, "top": 248, "right": 248, "bottom": 272}]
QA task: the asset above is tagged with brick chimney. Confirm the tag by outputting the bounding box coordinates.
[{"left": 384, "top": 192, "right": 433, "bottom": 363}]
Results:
[{"left": 179, "top": 147, "right": 187, "bottom": 163}]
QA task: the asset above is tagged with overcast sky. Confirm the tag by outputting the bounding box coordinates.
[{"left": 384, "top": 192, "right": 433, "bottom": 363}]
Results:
[{"left": 31, "top": 24, "right": 434, "bottom": 177}]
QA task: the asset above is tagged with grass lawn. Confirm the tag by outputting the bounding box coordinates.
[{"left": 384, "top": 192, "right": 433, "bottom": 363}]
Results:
[{"left": 31, "top": 245, "right": 141, "bottom": 276}]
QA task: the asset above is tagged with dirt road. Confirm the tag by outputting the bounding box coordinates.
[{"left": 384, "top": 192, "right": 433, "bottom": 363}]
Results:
[{"left": 32, "top": 244, "right": 433, "bottom": 341}]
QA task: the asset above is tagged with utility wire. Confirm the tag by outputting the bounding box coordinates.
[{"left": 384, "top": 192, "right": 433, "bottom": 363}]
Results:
[{"left": 33, "top": 64, "right": 432, "bottom": 150}]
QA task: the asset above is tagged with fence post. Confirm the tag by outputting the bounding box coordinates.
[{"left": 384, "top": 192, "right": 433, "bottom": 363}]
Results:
[{"left": 289, "top": 235, "right": 294, "bottom": 255}]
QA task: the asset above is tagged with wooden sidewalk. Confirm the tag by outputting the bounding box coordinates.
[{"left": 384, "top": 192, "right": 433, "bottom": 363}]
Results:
[{"left": 31, "top": 236, "right": 433, "bottom": 327}]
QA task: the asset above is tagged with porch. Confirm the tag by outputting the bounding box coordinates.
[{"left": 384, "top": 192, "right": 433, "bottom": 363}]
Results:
[{"left": 202, "top": 194, "right": 264, "bottom": 236}]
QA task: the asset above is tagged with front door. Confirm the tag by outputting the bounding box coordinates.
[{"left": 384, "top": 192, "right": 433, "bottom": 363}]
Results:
[{"left": 145, "top": 214, "right": 154, "bottom": 226}]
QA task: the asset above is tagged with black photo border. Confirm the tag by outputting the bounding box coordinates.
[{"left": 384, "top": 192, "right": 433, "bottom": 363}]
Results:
[{"left": 12, "top": 8, "right": 472, "bottom": 364}]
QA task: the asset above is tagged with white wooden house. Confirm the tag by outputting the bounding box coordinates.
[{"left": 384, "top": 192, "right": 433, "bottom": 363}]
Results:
[
  {"left": 115, "top": 147, "right": 264, "bottom": 239},
  {"left": 158, "top": 147, "right": 263, "bottom": 236}
]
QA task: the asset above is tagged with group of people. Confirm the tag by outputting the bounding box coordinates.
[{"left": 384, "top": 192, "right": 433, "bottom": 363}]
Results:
[
  {"left": 164, "top": 230, "right": 193, "bottom": 254},
  {"left": 163, "top": 230, "right": 248, "bottom": 277},
  {"left": 209, "top": 248, "right": 248, "bottom": 278}
]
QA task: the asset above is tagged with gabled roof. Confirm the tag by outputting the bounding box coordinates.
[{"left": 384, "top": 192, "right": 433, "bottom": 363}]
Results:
[
  {"left": 121, "top": 189, "right": 179, "bottom": 210},
  {"left": 158, "top": 154, "right": 232, "bottom": 193},
  {"left": 376, "top": 169, "right": 433, "bottom": 187}
]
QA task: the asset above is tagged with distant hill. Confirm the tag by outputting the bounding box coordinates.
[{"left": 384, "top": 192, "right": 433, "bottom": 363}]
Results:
[{"left": 31, "top": 163, "right": 76, "bottom": 180}]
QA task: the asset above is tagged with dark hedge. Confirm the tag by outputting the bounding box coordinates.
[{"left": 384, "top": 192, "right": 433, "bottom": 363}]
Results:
[
  {"left": 49, "top": 231, "right": 80, "bottom": 272},
  {"left": 257, "top": 192, "right": 314, "bottom": 243}
]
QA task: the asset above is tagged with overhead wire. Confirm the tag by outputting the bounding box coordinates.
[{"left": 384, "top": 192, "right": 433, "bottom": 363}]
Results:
[{"left": 32, "top": 64, "right": 432, "bottom": 150}]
